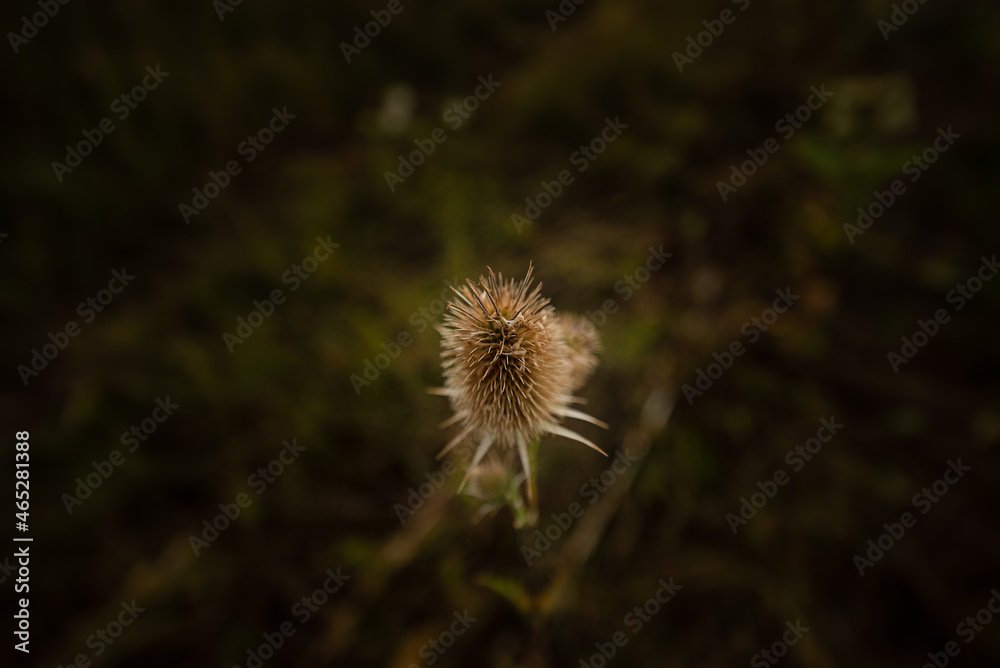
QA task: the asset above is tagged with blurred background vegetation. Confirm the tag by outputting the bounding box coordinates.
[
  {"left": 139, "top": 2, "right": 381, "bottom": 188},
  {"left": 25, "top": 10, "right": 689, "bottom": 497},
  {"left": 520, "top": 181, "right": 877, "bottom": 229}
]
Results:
[{"left": 2, "top": 0, "right": 999, "bottom": 666}]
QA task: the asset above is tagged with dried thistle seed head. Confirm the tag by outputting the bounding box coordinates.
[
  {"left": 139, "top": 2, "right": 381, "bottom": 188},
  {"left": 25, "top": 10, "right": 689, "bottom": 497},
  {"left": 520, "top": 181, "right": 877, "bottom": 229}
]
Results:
[
  {"left": 558, "top": 313, "right": 601, "bottom": 392},
  {"left": 465, "top": 450, "right": 533, "bottom": 525},
  {"left": 441, "top": 264, "right": 564, "bottom": 448},
  {"left": 466, "top": 450, "right": 523, "bottom": 506},
  {"left": 433, "top": 263, "right": 608, "bottom": 495}
]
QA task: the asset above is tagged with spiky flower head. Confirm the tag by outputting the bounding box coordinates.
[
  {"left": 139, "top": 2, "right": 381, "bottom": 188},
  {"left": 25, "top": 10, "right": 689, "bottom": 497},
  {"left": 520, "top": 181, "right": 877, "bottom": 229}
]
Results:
[
  {"left": 558, "top": 313, "right": 601, "bottom": 392},
  {"left": 433, "top": 263, "right": 607, "bottom": 496},
  {"left": 464, "top": 450, "right": 528, "bottom": 523}
]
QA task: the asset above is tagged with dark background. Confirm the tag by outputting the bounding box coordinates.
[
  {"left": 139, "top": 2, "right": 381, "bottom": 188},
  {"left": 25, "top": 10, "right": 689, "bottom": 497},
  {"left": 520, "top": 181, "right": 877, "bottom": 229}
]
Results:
[{"left": 2, "top": 1, "right": 999, "bottom": 666}]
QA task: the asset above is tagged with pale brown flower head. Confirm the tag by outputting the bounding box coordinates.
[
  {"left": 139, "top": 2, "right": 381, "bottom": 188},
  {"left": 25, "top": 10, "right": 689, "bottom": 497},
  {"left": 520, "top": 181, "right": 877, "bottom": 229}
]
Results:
[
  {"left": 441, "top": 264, "right": 569, "bottom": 449},
  {"left": 558, "top": 313, "right": 601, "bottom": 391},
  {"left": 432, "top": 264, "right": 607, "bottom": 495},
  {"left": 467, "top": 451, "right": 521, "bottom": 501}
]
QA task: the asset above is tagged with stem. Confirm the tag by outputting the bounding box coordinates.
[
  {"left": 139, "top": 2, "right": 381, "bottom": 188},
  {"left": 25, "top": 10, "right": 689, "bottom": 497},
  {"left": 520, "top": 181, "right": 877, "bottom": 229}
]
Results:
[
  {"left": 513, "top": 438, "right": 541, "bottom": 528},
  {"left": 528, "top": 437, "right": 540, "bottom": 506}
]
